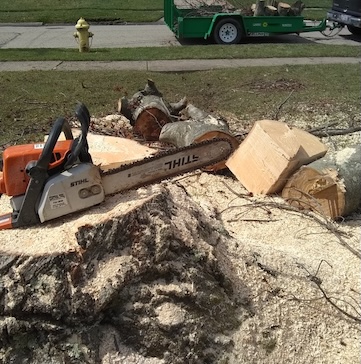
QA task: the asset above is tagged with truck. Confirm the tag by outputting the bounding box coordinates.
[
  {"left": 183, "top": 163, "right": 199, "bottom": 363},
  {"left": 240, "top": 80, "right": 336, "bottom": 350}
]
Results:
[
  {"left": 327, "top": 0, "right": 361, "bottom": 36},
  {"left": 164, "top": 0, "right": 328, "bottom": 44}
]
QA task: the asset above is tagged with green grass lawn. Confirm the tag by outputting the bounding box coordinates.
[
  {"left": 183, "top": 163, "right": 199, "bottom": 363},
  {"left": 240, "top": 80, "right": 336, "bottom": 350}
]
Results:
[
  {"left": 0, "top": 43, "right": 359, "bottom": 62},
  {"left": 0, "top": 0, "right": 164, "bottom": 23},
  {"left": 0, "top": 64, "right": 359, "bottom": 149},
  {"left": 0, "top": 0, "right": 332, "bottom": 23}
]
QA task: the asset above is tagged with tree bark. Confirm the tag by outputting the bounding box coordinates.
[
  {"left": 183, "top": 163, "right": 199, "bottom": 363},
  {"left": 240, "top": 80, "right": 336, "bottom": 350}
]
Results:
[
  {"left": 282, "top": 144, "right": 361, "bottom": 218},
  {"left": 254, "top": 0, "right": 266, "bottom": 16},
  {"left": 159, "top": 104, "right": 239, "bottom": 171}
]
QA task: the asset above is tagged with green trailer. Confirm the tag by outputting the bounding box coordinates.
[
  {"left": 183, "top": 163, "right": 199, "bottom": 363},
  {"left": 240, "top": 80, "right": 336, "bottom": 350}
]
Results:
[{"left": 164, "top": 0, "right": 327, "bottom": 44}]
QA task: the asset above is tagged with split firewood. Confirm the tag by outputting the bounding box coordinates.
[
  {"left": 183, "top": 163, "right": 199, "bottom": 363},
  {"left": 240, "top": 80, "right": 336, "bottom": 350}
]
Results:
[
  {"left": 159, "top": 104, "right": 239, "bottom": 171},
  {"left": 282, "top": 144, "right": 361, "bottom": 219},
  {"left": 118, "top": 79, "right": 187, "bottom": 141},
  {"left": 278, "top": 2, "right": 291, "bottom": 15},
  {"left": 226, "top": 120, "right": 327, "bottom": 194}
]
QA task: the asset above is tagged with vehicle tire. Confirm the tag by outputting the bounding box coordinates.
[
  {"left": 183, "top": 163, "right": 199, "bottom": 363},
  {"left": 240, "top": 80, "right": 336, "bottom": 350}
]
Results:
[
  {"left": 213, "top": 18, "right": 243, "bottom": 45},
  {"left": 347, "top": 25, "right": 361, "bottom": 36}
]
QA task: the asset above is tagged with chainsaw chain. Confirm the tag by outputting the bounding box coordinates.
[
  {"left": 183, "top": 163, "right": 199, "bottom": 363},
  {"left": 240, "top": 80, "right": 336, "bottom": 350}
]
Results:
[{"left": 100, "top": 138, "right": 233, "bottom": 191}]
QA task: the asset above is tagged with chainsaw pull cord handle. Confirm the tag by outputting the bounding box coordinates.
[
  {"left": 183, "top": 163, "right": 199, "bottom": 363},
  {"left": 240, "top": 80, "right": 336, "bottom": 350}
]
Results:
[
  {"left": 64, "top": 102, "right": 92, "bottom": 169},
  {"left": 12, "top": 117, "right": 73, "bottom": 227}
]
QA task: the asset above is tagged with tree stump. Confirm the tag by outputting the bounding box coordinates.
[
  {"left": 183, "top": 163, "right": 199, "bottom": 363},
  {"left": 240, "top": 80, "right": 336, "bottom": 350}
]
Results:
[
  {"left": 282, "top": 144, "right": 361, "bottom": 218},
  {"left": 0, "top": 184, "right": 242, "bottom": 363}
]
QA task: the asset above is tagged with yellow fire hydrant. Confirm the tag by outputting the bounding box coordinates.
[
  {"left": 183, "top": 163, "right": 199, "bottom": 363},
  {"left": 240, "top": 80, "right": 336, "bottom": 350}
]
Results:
[{"left": 74, "top": 17, "right": 93, "bottom": 52}]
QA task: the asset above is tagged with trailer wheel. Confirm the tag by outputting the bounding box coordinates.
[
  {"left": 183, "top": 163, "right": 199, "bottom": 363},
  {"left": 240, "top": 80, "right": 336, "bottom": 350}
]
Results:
[
  {"left": 347, "top": 25, "right": 361, "bottom": 36},
  {"left": 214, "top": 18, "right": 242, "bottom": 45}
]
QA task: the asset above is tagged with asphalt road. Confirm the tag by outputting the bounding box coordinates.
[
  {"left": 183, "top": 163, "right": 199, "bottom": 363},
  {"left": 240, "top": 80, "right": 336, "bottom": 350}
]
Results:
[{"left": 0, "top": 21, "right": 360, "bottom": 49}]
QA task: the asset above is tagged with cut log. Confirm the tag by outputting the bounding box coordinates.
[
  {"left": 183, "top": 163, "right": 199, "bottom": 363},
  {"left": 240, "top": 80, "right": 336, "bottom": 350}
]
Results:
[
  {"left": 225, "top": 120, "right": 327, "bottom": 194},
  {"left": 292, "top": 127, "right": 328, "bottom": 165},
  {"left": 118, "top": 79, "right": 187, "bottom": 141},
  {"left": 282, "top": 145, "right": 361, "bottom": 218},
  {"left": 132, "top": 94, "right": 172, "bottom": 141},
  {"left": 159, "top": 104, "right": 239, "bottom": 171},
  {"left": 264, "top": 5, "right": 278, "bottom": 15},
  {"left": 254, "top": 0, "right": 266, "bottom": 16},
  {"left": 278, "top": 2, "right": 291, "bottom": 15}
]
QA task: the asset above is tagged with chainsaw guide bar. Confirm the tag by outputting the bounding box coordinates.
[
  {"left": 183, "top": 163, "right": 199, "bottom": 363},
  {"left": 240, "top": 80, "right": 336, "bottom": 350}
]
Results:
[{"left": 101, "top": 138, "right": 233, "bottom": 196}]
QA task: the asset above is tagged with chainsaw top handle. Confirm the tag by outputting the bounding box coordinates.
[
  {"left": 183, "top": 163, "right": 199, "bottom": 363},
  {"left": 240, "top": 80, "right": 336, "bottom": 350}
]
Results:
[
  {"left": 64, "top": 102, "right": 92, "bottom": 169},
  {"left": 34, "top": 116, "right": 73, "bottom": 173}
]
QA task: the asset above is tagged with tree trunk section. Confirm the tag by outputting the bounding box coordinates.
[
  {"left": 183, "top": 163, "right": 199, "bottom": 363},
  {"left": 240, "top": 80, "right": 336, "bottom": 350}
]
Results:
[
  {"left": 265, "top": 5, "right": 278, "bottom": 15},
  {"left": 278, "top": 2, "right": 291, "bottom": 15},
  {"left": 226, "top": 120, "right": 327, "bottom": 195},
  {"left": 282, "top": 144, "right": 361, "bottom": 218},
  {"left": 159, "top": 104, "right": 239, "bottom": 171},
  {"left": 118, "top": 79, "right": 187, "bottom": 141},
  {"left": 254, "top": 0, "right": 266, "bottom": 16},
  {"left": 132, "top": 95, "right": 172, "bottom": 141}
]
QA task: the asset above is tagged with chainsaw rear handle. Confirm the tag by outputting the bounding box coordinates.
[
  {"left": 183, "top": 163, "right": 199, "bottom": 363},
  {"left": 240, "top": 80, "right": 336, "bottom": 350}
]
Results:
[
  {"left": 64, "top": 102, "right": 92, "bottom": 169},
  {"left": 11, "top": 117, "right": 74, "bottom": 227}
]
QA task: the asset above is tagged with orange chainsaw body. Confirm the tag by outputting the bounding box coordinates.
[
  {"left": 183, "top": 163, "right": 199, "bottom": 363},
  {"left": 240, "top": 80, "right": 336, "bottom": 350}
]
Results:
[{"left": 0, "top": 140, "right": 72, "bottom": 197}]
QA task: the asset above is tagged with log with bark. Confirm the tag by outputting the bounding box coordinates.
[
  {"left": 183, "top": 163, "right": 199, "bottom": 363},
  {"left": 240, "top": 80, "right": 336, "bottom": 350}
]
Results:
[
  {"left": 159, "top": 104, "right": 239, "bottom": 171},
  {"left": 264, "top": 5, "right": 278, "bottom": 15},
  {"left": 253, "top": 0, "right": 266, "bottom": 16},
  {"left": 282, "top": 144, "right": 361, "bottom": 219},
  {"left": 118, "top": 79, "right": 187, "bottom": 141}
]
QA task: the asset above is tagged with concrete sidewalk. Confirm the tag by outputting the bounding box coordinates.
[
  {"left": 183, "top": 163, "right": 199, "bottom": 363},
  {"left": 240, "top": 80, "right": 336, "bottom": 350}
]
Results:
[
  {"left": 1, "top": 22, "right": 359, "bottom": 72},
  {"left": 0, "top": 57, "right": 359, "bottom": 72}
]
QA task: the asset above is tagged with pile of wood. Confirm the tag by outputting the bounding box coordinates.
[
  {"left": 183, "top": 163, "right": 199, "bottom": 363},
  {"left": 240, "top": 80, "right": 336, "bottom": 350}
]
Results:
[
  {"left": 252, "top": 0, "right": 305, "bottom": 17},
  {"left": 118, "top": 79, "right": 360, "bottom": 219},
  {"left": 226, "top": 120, "right": 361, "bottom": 219}
]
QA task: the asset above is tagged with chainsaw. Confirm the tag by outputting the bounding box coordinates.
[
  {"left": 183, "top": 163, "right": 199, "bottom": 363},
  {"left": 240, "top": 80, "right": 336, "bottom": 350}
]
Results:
[{"left": 0, "top": 103, "right": 233, "bottom": 229}]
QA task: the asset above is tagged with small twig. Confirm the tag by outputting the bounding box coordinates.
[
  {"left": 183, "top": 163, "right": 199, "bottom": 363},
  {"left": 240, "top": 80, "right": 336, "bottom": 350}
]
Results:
[
  {"left": 274, "top": 90, "right": 294, "bottom": 120},
  {"left": 309, "top": 125, "right": 361, "bottom": 137},
  {"left": 220, "top": 181, "right": 361, "bottom": 259},
  {"left": 298, "top": 261, "right": 361, "bottom": 323},
  {"left": 315, "top": 283, "right": 361, "bottom": 323},
  {"left": 306, "top": 121, "right": 339, "bottom": 133}
]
